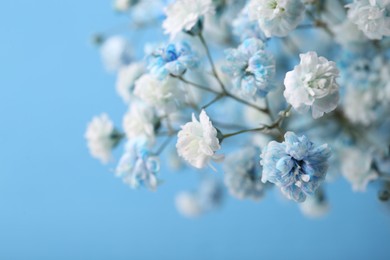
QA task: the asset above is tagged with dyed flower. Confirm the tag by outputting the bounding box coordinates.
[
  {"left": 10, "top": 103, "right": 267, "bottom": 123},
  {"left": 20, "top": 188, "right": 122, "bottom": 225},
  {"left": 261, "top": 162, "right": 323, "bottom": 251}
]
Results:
[
  {"left": 284, "top": 51, "right": 340, "bottom": 119},
  {"left": 341, "top": 148, "right": 378, "bottom": 192},
  {"left": 163, "top": 0, "right": 215, "bottom": 39},
  {"left": 248, "top": 0, "right": 305, "bottom": 37},
  {"left": 122, "top": 102, "right": 159, "bottom": 142},
  {"left": 223, "top": 38, "right": 275, "bottom": 98},
  {"left": 100, "top": 36, "right": 132, "bottom": 72},
  {"left": 224, "top": 147, "right": 268, "bottom": 200},
  {"left": 116, "top": 62, "right": 145, "bottom": 103},
  {"left": 134, "top": 74, "right": 183, "bottom": 112},
  {"left": 260, "top": 132, "right": 331, "bottom": 202},
  {"left": 346, "top": 0, "right": 390, "bottom": 40},
  {"left": 85, "top": 114, "right": 121, "bottom": 163},
  {"left": 176, "top": 110, "right": 223, "bottom": 169},
  {"left": 147, "top": 42, "right": 199, "bottom": 79},
  {"left": 116, "top": 138, "right": 160, "bottom": 190}
]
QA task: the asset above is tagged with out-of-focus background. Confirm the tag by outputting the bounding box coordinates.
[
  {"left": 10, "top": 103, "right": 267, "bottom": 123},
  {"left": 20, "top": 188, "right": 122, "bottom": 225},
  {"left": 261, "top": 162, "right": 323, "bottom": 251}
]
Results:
[{"left": 0, "top": 1, "right": 389, "bottom": 259}]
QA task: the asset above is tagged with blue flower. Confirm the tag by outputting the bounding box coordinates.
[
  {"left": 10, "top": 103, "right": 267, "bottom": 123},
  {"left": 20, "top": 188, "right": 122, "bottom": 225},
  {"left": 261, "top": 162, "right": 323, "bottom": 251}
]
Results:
[
  {"left": 260, "top": 132, "right": 331, "bottom": 202},
  {"left": 116, "top": 138, "right": 160, "bottom": 190},
  {"left": 147, "top": 41, "right": 199, "bottom": 79},
  {"left": 222, "top": 38, "right": 275, "bottom": 98},
  {"left": 224, "top": 147, "right": 268, "bottom": 200}
]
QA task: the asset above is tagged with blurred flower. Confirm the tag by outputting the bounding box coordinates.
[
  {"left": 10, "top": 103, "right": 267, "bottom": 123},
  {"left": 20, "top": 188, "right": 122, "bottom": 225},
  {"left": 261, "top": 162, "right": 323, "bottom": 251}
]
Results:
[
  {"left": 232, "top": 4, "right": 265, "bottom": 41},
  {"left": 341, "top": 148, "right": 378, "bottom": 192},
  {"left": 100, "top": 36, "right": 132, "bottom": 72},
  {"left": 85, "top": 114, "right": 121, "bottom": 163},
  {"left": 116, "top": 62, "right": 145, "bottom": 103},
  {"left": 332, "top": 20, "right": 368, "bottom": 50},
  {"left": 223, "top": 38, "right": 275, "bottom": 98},
  {"left": 134, "top": 74, "right": 184, "bottom": 112},
  {"left": 346, "top": 0, "right": 390, "bottom": 40},
  {"left": 248, "top": 0, "right": 305, "bottom": 37},
  {"left": 114, "top": 0, "right": 138, "bottom": 11},
  {"left": 261, "top": 132, "right": 331, "bottom": 202},
  {"left": 299, "top": 188, "right": 329, "bottom": 218},
  {"left": 284, "top": 51, "right": 340, "bottom": 119},
  {"left": 147, "top": 41, "right": 199, "bottom": 79},
  {"left": 224, "top": 147, "right": 268, "bottom": 200},
  {"left": 163, "top": 0, "right": 215, "bottom": 39},
  {"left": 116, "top": 138, "right": 160, "bottom": 190},
  {"left": 123, "top": 102, "right": 159, "bottom": 142},
  {"left": 176, "top": 110, "right": 223, "bottom": 169}
]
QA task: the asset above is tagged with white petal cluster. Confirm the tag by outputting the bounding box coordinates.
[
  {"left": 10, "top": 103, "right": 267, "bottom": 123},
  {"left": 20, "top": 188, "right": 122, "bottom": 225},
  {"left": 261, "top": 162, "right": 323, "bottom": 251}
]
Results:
[
  {"left": 100, "top": 36, "right": 132, "bottom": 72},
  {"left": 346, "top": 0, "right": 390, "bottom": 40},
  {"left": 284, "top": 51, "right": 340, "bottom": 119},
  {"left": 332, "top": 20, "right": 368, "bottom": 49},
  {"left": 123, "top": 102, "right": 158, "bottom": 142},
  {"left": 162, "top": 0, "right": 215, "bottom": 39},
  {"left": 341, "top": 148, "right": 378, "bottom": 192},
  {"left": 85, "top": 114, "right": 118, "bottom": 163},
  {"left": 114, "top": 0, "right": 132, "bottom": 11},
  {"left": 176, "top": 110, "right": 223, "bottom": 169},
  {"left": 299, "top": 191, "right": 329, "bottom": 218},
  {"left": 116, "top": 62, "right": 145, "bottom": 103},
  {"left": 248, "top": 0, "right": 305, "bottom": 37},
  {"left": 134, "top": 74, "right": 183, "bottom": 112}
]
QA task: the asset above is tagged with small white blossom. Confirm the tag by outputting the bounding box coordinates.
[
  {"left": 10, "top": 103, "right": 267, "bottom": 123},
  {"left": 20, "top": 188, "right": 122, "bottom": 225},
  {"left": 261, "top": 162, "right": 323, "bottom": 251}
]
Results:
[
  {"left": 175, "top": 192, "right": 203, "bottom": 217},
  {"left": 332, "top": 20, "right": 368, "bottom": 49},
  {"left": 85, "top": 114, "right": 119, "bottom": 163},
  {"left": 176, "top": 110, "right": 223, "bottom": 169},
  {"left": 116, "top": 62, "right": 145, "bottom": 103},
  {"left": 134, "top": 74, "right": 183, "bottom": 112},
  {"left": 341, "top": 148, "right": 378, "bottom": 192},
  {"left": 114, "top": 0, "right": 133, "bottom": 11},
  {"left": 284, "top": 51, "right": 340, "bottom": 119},
  {"left": 344, "top": 86, "right": 378, "bottom": 126},
  {"left": 346, "top": 0, "right": 390, "bottom": 40},
  {"left": 123, "top": 102, "right": 158, "bottom": 142},
  {"left": 100, "top": 36, "right": 132, "bottom": 72},
  {"left": 248, "top": 0, "right": 305, "bottom": 37},
  {"left": 162, "top": 0, "right": 215, "bottom": 39},
  {"left": 299, "top": 189, "right": 329, "bottom": 218}
]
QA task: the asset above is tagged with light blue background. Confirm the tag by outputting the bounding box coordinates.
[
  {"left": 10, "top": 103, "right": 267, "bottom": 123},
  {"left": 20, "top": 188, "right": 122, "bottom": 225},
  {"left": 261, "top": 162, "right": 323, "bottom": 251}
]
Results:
[{"left": 1, "top": 1, "right": 389, "bottom": 259}]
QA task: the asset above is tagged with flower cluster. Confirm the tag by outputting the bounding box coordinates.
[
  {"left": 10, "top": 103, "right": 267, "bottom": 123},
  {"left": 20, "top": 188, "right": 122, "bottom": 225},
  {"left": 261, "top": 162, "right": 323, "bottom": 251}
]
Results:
[{"left": 86, "top": 0, "right": 390, "bottom": 218}]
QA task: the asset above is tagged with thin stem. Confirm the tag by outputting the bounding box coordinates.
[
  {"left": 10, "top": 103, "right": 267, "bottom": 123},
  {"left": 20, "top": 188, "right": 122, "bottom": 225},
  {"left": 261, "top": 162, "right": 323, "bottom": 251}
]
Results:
[
  {"left": 222, "top": 126, "right": 268, "bottom": 139},
  {"left": 202, "top": 94, "right": 224, "bottom": 109},
  {"left": 226, "top": 92, "right": 269, "bottom": 113},
  {"left": 173, "top": 75, "right": 220, "bottom": 95},
  {"left": 155, "top": 137, "right": 173, "bottom": 155}
]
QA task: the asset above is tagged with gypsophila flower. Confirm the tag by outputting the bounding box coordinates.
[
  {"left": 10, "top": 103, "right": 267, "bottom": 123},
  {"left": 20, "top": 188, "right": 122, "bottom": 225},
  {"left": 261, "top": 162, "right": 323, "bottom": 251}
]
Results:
[
  {"left": 147, "top": 42, "right": 199, "bottom": 79},
  {"left": 248, "top": 0, "right": 305, "bottom": 38},
  {"left": 163, "top": 0, "right": 215, "bottom": 39},
  {"left": 332, "top": 20, "right": 368, "bottom": 50},
  {"left": 260, "top": 132, "right": 331, "bottom": 202},
  {"left": 123, "top": 102, "right": 159, "bottom": 142},
  {"left": 299, "top": 188, "right": 329, "bottom": 218},
  {"left": 100, "top": 36, "right": 132, "bottom": 72},
  {"left": 341, "top": 148, "right": 378, "bottom": 192},
  {"left": 223, "top": 38, "right": 275, "bottom": 98},
  {"left": 284, "top": 51, "right": 340, "bottom": 119},
  {"left": 85, "top": 114, "right": 121, "bottom": 163},
  {"left": 176, "top": 110, "right": 223, "bottom": 169},
  {"left": 346, "top": 0, "right": 390, "bottom": 40},
  {"left": 116, "top": 138, "right": 160, "bottom": 190},
  {"left": 116, "top": 62, "right": 145, "bottom": 103},
  {"left": 134, "top": 74, "right": 184, "bottom": 112},
  {"left": 232, "top": 4, "right": 265, "bottom": 41},
  {"left": 114, "top": 0, "right": 138, "bottom": 11},
  {"left": 224, "top": 147, "right": 268, "bottom": 200}
]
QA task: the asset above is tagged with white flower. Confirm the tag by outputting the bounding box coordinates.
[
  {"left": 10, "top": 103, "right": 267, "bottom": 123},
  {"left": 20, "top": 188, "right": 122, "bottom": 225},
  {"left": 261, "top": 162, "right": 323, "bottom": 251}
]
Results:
[
  {"left": 116, "top": 62, "right": 145, "bottom": 103},
  {"left": 341, "top": 148, "right": 378, "bottom": 192},
  {"left": 85, "top": 114, "right": 119, "bottom": 163},
  {"left": 175, "top": 192, "right": 203, "bottom": 217},
  {"left": 134, "top": 74, "right": 183, "bottom": 112},
  {"left": 343, "top": 86, "right": 378, "bottom": 126},
  {"left": 284, "top": 51, "right": 340, "bottom": 119},
  {"left": 100, "top": 36, "right": 132, "bottom": 72},
  {"left": 162, "top": 0, "right": 215, "bottom": 39},
  {"left": 123, "top": 102, "right": 158, "bottom": 142},
  {"left": 248, "top": 0, "right": 305, "bottom": 37},
  {"left": 114, "top": 0, "right": 133, "bottom": 11},
  {"left": 332, "top": 20, "right": 368, "bottom": 49},
  {"left": 346, "top": 0, "right": 390, "bottom": 40},
  {"left": 299, "top": 189, "right": 329, "bottom": 218},
  {"left": 176, "top": 110, "right": 223, "bottom": 169}
]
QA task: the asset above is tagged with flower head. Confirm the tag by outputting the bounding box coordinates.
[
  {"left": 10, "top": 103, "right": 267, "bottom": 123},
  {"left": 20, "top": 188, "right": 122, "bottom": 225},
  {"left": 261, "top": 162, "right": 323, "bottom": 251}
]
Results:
[
  {"left": 85, "top": 114, "right": 121, "bottom": 163},
  {"left": 147, "top": 41, "right": 199, "bottom": 79},
  {"left": 176, "top": 110, "right": 223, "bottom": 169},
  {"left": 223, "top": 38, "right": 275, "bottom": 98},
  {"left": 346, "top": 0, "right": 390, "bottom": 40},
  {"left": 248, "top": 0, "right": 305, "bottom": 37},
  {"left": 116, "top": 138, "right": 160, "bottom": 190},
  {"left": 100, "top": 36, "right": 132, "bottom": 72},
  {"left": 232, "top": 4, "right": 265, "bottom": 41},
  {"left": 224, "top": 147, "right": 268, "bottom": 200},
  {"left": 299, "top": 188, "right": 329, "bottom": 218},
  {"left": 116, "top": 62, "right": 145, "bottom": 103},
  {"left": 284, "top": 51, "right": 340, "bottom": 119},
  {"left": 163, "top": 0, "right": 215, "bottom": 39},
  {"left": 260, "top": 132, "right": 331, "bottom": 202}
]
